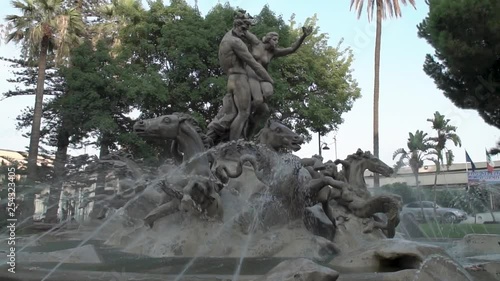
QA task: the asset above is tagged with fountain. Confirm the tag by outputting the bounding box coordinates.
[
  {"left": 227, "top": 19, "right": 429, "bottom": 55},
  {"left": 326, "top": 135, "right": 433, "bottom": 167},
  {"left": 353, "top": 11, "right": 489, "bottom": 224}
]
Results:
[{"left": 1, "top": 8, "right": 499, "bottom": 281}]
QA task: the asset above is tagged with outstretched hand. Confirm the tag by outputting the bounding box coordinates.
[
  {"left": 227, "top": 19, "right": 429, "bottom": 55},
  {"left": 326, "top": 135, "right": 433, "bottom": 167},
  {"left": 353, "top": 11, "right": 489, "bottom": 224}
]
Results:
[{"left": 302, "top": 26, "right": 313, "bottom": 37}]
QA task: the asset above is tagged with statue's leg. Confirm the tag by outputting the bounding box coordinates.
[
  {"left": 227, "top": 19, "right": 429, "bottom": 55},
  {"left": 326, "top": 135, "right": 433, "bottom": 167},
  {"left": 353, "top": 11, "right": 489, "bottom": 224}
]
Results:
[
  {"left": 348, "top": 195, "right": 400, "bottom": 238},
  {"left": 305, "top": 178, "right": 328, "bottom": 197},
  {"left": 246, "top": 80, "right": 273, "bottom": 138},
  {"left": 316, "top": 186, "right": 331, "bottom": 203},
  {"left": 229, "top": 74, "right": 251, "bottom": 141},
  {"left": 322, "top": 200, "right": 337, "bottom": 228},
  {"left": 246, "top": 103, "right": 269, "bottom": 139},
  {"left": 249, "top": 77, "right": 264, "bottom": 109},
  {"left": 144, "top": 199, "right": 180, "bottom": 228},
  {"left": 207, "top": 93, "right": 236, "bottom": 144},
  {"left": 218, "top": 93, "right": 237, "bottom": 126},
  {"left": 261, "top": 81, "right": 274, "bottom": 100}
]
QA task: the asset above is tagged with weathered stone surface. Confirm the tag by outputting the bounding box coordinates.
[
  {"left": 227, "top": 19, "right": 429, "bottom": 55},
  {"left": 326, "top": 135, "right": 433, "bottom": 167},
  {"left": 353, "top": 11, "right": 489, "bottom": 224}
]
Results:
[
  {"left": 254, "top": 258, "right": 339, "bottom": 281},
  {"left": 329, "top": 239, "right": 449, "bottom": 271},
  {"left": 304, "top": 203, "right": 336, "bottom": 241},
  {"left": 413, "top": 255, "right": 474, "bottom": 281},
  {"left": 464, "top": 260, "right": 500, "bottom": 281},
  {"left": 331, "top": 211, "right": 386, "bottom": 253},
  {"left": 337, "top": 270, "right": 417, "bottom": 281},
  {"left": 16, "top": 244, "right": 101, "bottom": 264},
  {"left": 449, "top": 234, "right": 500, "bottom": 257}
]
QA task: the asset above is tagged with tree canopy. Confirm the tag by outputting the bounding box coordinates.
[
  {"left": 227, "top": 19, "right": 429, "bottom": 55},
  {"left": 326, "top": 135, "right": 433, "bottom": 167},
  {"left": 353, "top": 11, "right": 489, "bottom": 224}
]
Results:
[
  {"left": 117, "top": 2, "right": 361, "bottom": 140},
  {"left": 4, "top": 1, "right": 361, "bottom": 158},
  {"left": 417, "top": 0, "right": 500, "bottom": 129}
]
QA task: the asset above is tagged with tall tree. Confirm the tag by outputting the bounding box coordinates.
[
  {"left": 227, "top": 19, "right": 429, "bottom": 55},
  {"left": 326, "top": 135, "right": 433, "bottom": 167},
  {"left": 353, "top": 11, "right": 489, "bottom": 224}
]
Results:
[
  {"left": 393, "top": 130, "right": 432, "bottom": 220},
  {"left": 59, "top": 39, "right": 143, "bottom": 217},
  {"left": 5, "top": 0, "right": 85, "bottom": 180},
  {"left": 418, "top": 0, "right": 500, "bottom": 129},
  {"left": 426, "top": 111, "right": 461, "bottom": 214},
  {"left": 350, "top": 0, "right": 416, "bottom": 187},
  {"left": 1, "top": 55, "right": 66, "bottom": 221},
  {"left": 121, "top": 2, "right": 361, "bottom": 140}
]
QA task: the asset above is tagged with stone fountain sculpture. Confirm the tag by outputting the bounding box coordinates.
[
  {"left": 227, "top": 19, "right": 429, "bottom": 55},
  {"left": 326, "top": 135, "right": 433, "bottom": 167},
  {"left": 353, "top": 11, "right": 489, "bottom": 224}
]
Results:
[{"left": 15, "top": 8, "right": 487, "bottom": 281}]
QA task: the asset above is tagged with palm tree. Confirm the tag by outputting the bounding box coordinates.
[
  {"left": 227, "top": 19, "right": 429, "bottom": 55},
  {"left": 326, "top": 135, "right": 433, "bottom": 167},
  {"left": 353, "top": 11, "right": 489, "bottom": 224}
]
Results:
[
  {"left": 5, "top": 0, "right": 85, "bottom": 181},
  {"left": 393, "top": 130, "right": 432, "bottom": 220},
  {"left": 350, "top": 0, "right": 416, "bottom": 188},
  {"left": 88, "top": 0, "right": 144, "bottom": 53},
  {"left": 426, "top": 111, "right": 461, "bottom": 214}
]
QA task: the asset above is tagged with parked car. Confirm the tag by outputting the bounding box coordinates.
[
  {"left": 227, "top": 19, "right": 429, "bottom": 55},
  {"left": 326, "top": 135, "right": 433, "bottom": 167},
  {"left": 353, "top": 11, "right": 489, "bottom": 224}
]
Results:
[
  {"left": 400, "top": 201, "right": 467, "bottom": 223},
  {"left": 32, "top": 213, "right": 46, "bottom": 222}
]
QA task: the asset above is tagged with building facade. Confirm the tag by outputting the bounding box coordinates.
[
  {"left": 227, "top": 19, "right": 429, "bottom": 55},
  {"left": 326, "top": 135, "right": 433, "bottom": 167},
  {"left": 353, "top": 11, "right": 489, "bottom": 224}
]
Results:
[{"left": 365, "top": 161, "right": 500, "bottom": 188}]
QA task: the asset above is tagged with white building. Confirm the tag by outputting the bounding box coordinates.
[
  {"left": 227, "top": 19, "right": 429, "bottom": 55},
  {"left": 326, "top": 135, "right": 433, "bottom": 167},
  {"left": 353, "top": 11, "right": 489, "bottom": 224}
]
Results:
[{"left": 365, "top": 161, "right": 500, "bottom": 188}]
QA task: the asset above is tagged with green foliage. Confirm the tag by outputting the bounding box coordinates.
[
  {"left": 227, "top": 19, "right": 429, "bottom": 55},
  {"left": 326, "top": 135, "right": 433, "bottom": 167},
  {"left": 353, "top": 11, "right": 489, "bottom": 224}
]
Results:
[
  {"left": 379, "top": 182, "right": 489, "bottom": 214},
  {"left": 118, "top": 2, "right": 361, "bottom": 140},
  {"left": 5, "top": 1, "right": 361, "bottom": 160},
  {"left": 393, "top": 130, "right": 433, "bottom": 176},
  {"left": 431, "top": 189, "right": 459, "bottom": 208},
  {"left": 379, "top": 182, "right": 417, "bottom": 203},
  {"left": 426, "top": 111, "right": 461, "bottom": 170},
  {"left": 417, "top": 0, "right": 500, "bottom": 129},
  {"left": 4, "top": 0, "right": 86, "bottom": 65},
  {"left": 451, "top": 186, "right": 491, "bottom": 214},
  {"left": 420, "top": 222, "right": 500, "bottom": 239},
  {"left": 269, "top": 14, "right": 360, "bottom": 138},
  {"left": 58, "top": 39, "right": 145, "bottom": 152},
  {"left": 350, "top": 0, "right": 416, "bottom": 21}
]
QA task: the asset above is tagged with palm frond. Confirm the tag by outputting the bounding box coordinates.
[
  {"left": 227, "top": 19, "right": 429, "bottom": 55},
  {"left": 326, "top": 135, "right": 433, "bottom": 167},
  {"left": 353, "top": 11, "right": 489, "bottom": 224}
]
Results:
[
  {"left": 392, "top": 147, "right": 407, "bottom": 159},
  {"left": 393, "top": 160, "right": 406, "bottom": 174},
  {"left": 445, "top": 150, "right": 454, "bottom": 169},
  {"left": 447, "top": 133, "right": 462, "bottom": 147},
  {"left": 351, "top": 0, "right": 416, "bottom": 21},
  {"left": 6, "top": 0, "right": 85, "bottom": 64}
]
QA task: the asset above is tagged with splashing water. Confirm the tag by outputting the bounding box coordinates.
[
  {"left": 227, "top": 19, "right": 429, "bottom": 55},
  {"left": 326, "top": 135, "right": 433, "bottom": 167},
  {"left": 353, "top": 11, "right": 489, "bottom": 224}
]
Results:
[
  {"left": 232, "top": 187, "right": 271, "bottom": 281},
  {"left": 18, "top": 219, "right": 68, "bottom": 253},
  {"left": 40, "top": 180, "right": 162, "bottom": 281},
  {"left": 412, "top": 254, "right": 475, "bottom": 281},
  {"left": 172, "top": 210, "right": 247, "bottom": 281}
]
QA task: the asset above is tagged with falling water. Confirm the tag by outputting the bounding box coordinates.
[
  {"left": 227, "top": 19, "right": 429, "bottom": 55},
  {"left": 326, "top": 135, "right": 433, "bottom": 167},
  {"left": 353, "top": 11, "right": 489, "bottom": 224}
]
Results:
[
  {"left": 40, "top": 180, "right": 161, "bottom": 281},
  {"left": 18, "top": 218, "right": 68, "bottom": 252},
  {"left": 172, "top": 210, "right": 247, "bottom": 281},
  {"left": 232, "top": 187, "right": 271, "bottom": 281},
  {"left": 0, "top": 200, "right": 62, "bottom": 236}
]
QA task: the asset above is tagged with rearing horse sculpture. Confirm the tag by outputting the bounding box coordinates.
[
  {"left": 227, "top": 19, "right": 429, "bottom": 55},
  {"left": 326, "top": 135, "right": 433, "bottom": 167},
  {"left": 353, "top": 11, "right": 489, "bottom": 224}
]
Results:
[
  {"left": 133, "top": 113, "right": 223, "bottom": 227},
  {"left": 335, "top": 149, "right": 394, "bottom": 199},
  {"left": 334, "top": 149, "right": 402, "bottom": 238}
]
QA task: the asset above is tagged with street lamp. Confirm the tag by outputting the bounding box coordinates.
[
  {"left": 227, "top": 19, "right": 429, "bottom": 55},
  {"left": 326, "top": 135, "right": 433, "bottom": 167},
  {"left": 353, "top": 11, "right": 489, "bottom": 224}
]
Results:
[
  {"left": 319, "top": 141, "right": 329, "bottom": 157},
  {"left": 320, "top": 137, "right": 338, "bottom": 159}
]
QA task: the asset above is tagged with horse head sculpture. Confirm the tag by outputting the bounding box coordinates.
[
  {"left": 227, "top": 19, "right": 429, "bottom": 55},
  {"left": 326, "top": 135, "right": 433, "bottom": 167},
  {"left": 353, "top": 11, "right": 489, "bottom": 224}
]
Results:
[{"left": 255, "top": 119, "right": 305, "bottom": 152}]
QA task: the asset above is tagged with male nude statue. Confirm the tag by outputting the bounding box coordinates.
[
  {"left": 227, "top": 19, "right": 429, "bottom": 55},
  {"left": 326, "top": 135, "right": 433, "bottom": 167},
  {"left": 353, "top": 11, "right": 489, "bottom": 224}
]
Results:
[
  {"left": 244, "top": 26, "right": 313, "bottom": 138},
  {"left": 207, "top": 10, "right": 274, "bottom": 142}
]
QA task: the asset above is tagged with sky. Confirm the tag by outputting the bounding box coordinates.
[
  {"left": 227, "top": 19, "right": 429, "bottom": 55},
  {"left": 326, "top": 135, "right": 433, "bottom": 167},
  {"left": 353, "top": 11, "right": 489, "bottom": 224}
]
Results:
[{"left": 0, "top": 0, "right": 498, "bottom": 167}]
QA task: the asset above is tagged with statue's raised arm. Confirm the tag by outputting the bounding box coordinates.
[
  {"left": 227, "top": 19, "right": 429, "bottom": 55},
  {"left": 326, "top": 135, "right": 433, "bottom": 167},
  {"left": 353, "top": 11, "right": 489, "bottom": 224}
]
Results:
[{"left": 273, "top": 26, "right": 313, "bottom": 58}]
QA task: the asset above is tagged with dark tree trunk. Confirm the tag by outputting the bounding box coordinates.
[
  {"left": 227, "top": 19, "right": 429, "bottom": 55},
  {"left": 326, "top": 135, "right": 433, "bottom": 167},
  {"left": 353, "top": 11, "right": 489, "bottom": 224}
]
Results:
[
  {"left": 89, "top": 133, "right": 111, "bottom": 219},
  {"left": 27, "top": 36, "right": 50, "bottom": 182},
  {"left": 433, "top": 160, "right": 439, "bottom": 218},
  {"left": 95, "top": 135, "right": 110, "bottom": 195},
  {"left": 44, "top": 121, "right": 70, "bottom": 223},
  {"left": 373, "top": 2, "right": 382, "bottom": 188}
]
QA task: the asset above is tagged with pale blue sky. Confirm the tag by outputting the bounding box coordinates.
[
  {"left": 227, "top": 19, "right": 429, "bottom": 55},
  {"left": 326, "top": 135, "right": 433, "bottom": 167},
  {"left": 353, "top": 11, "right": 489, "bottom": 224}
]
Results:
[{"left": 0, "top": 0, "right": 498, "bottom": 166}]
